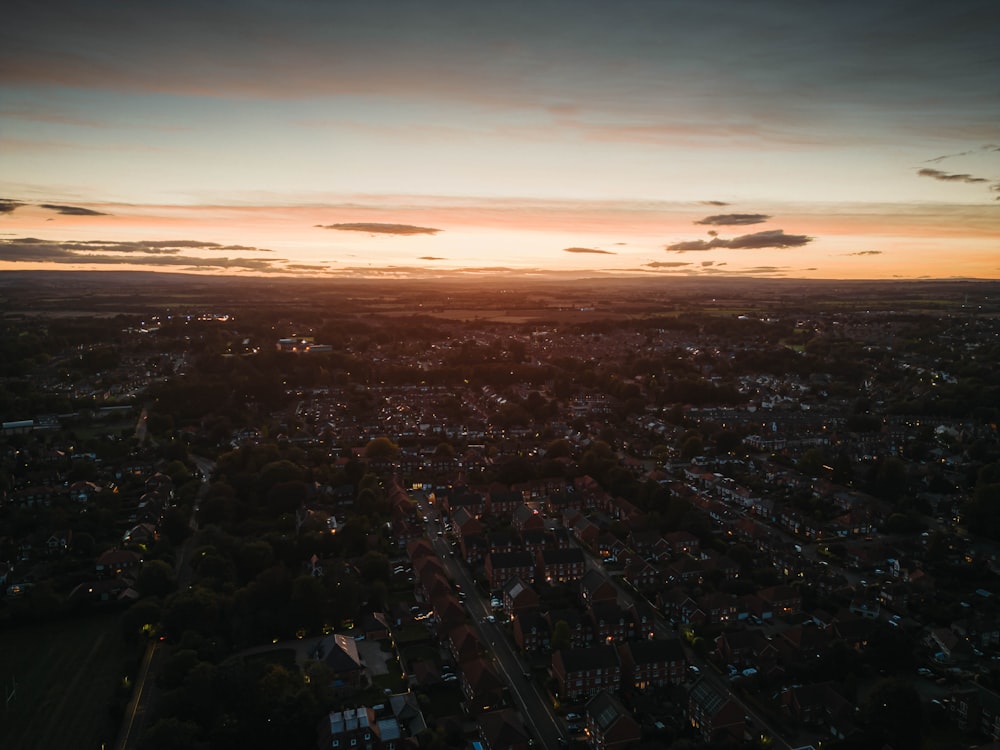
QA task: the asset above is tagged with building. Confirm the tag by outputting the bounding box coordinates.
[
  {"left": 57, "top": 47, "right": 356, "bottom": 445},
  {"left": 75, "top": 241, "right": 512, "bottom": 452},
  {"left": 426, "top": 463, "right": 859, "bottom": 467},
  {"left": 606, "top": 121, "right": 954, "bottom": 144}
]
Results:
[
  {"left": 551, "top": 645, "right": 621, "bottom": 702},
  {"left": 586, "top": 691, "right": 641, "bottom": 750}
]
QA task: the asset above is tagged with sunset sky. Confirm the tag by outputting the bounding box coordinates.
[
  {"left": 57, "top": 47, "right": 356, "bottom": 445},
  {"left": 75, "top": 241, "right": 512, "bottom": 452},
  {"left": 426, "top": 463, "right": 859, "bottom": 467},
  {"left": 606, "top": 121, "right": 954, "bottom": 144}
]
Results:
[{"left": 1, "top": 0, "right": 998, "bottom": 279}]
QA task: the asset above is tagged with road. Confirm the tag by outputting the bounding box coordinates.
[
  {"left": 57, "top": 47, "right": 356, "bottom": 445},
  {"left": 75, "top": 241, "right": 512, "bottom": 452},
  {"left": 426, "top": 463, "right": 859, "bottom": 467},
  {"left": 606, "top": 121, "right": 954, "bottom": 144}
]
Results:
[
  {"left": 114, "top": 455, "right": 215, "bottom": 750},
  {"left": 114, "top": 640, "right": 160, "bottom": 750},
  {"left": 422, "top": 504, "right": 568, "bottom": 750}
]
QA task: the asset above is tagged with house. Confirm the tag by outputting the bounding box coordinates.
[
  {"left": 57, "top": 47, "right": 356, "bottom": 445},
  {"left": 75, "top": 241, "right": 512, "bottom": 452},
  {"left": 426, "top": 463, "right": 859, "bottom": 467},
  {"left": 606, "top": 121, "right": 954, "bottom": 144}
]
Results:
[
  {"left": 459, "top": 657, "right": 506, "bottom": 713},
  {"left": 452, "top": 508, "right": 485, "bottom": 542},
  {"left": 716, "top": 629, "right": 777, "bottom": 670},
  {"left": 662, "top": 530, "right": 700, "bottom": 557},
  {"left": 502, "top": 577, "right": 540, "bottom": 619},
  {"left": 356, "top": 612, "right": 391, "bottom": 641},
  {"left": 629, "top": 601, "right": 658, "bottom": 640},
  {"left": 622, "top": 559, "right": 659, "bottom": 591},
  {"left": 545, "top": 608, "right": 591, "bottom": 648},
  {"left": 628, "top": 529, "right": 663, "bottom": 559},
  {"left": 780, "top": 682, "right": 857, "bottom": 740},
  {"left": 485, "top": 551, "right": 536, "bottom": 591},
  {"left": 460, "top": 534, "right": 489, "bottom": 564},
  {"left": 477, "top": 708, "right": 532, "bottom": 750},
  {"left": 618, "top": 637, "right": 687, "bottom": 689},
  {"left": 551, "top": 644, "right": 621, "bottom": 702},
  {"left": 512, "top": 504, "right": 545, "bottom": 532},
  {"left": 929, "top": 626, "right": 972, "bottom": 662},
  {"left": 487, "top": 488, "right": 523, "bottom": 517},
  {"left": 521, "top": 528, "right": 550, "bottom": 554},
  {"left": 537, "top": 548, "right": 587, "bottom": 584},
  {"left": 588, "top": 601, "right": 634, "bottom": 644},
  {"left": 95, "top": 548, "right": 142, "bottom": 577},
  {"left": 687, "top": 678, "right": 745, "bottom": 745},
  {"left": 315, "top": 634, "right": 366, "bottom": 690},
  {"left": 697, "top": 592, "right": 738, "bottom": 625},
  {"left": 512, "top": 610, "right": 549, "bottom": 653},
  {"left": 569, "top": 517, "right": 601, "bottom": 549},
  {"left": 317, "top": 706, "right": 380, "bottom": 750},
  {"left": 757, "top": 585, "right": 802, "bottom": 617},
  {"left": 665, "top": 556, "right": 704, "bottom": 586},
  {"left": 948, "top": 682, "right": 1000, "bottom": 741},
  {"left": 317, "top": 696, "right": 425, "bottom": 750},
  {"left": 443, "top": 488, "right": 486, "bottom": 518},
  {"left": 586, "top": 691, "right": 641, "bottom": 750},
  {"left": 579, "top": 569, "right": 618, "bottom": 606},
  {"left": 448, "top": 624, "right": 485, "bottom": 664}
]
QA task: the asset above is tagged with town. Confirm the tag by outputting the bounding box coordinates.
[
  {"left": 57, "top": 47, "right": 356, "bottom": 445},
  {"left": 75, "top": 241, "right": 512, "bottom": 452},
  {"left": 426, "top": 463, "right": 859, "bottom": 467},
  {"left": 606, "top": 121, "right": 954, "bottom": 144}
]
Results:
[{"left": 2, "top": 272, "right": 1000, "bottom": 750}]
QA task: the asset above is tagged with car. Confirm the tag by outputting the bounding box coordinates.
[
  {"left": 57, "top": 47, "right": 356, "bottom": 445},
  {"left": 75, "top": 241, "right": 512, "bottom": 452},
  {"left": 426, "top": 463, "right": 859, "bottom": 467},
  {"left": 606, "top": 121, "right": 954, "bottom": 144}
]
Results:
[
  {"left": 564, "top": 713, "right": 581, "bottom": 721},
  {"left": 688, "top": 665, "right": 700, "bottom": 676},
  {"left": 442, "top": 673, "right": 458, "bottom": 682},
  {"left": 741, "top": 668, "right": 758, "bottom": 677},
  {"left": 484, "top": 615, "right": 496, "bottom": 623},
  {"left": 917, "top": 668, "right": 933, "bottom": 677}
]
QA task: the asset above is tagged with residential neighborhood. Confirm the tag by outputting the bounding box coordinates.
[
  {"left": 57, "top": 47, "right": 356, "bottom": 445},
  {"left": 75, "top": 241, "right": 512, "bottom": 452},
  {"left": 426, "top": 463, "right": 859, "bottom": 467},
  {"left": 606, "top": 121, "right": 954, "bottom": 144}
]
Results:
[{"left": 1, "top": 275, "right": 1000, "bottom": 750}]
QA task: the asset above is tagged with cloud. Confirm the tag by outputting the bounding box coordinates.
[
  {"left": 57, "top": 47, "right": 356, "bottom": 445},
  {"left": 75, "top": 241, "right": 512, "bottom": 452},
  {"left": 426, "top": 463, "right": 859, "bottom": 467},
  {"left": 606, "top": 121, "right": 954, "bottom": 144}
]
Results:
[
  {"left": 644, "top": 261, "right": 692, "bottom": 268},
  {"left": 0, "top": 237, "right": 280, "bottom": 270},
  {"left": 563, "top": 246, "right": 615, "bottom": 255},
  {"left": 665, "top": 229, "right": 812, "bottom": 253},
  {"left": 418, "top": 255, "right": 445, "bottom": 260},
  {"left": 282, "top": 263, "right": 331, "bottom": 271},
  {"left": 695, "top": 213, "right": 771, "bottom": 226},
  {"left": 700, "top": 201, "right": 730, "bottom": 206},
  {"left": 316, "top": 222, "right": 441, "bottom": 235},
  {"left": 40, "top": 203, "right": 109, "bottom": 216},
  {"left": 0, "top": 199, "right": 25, "bottom": 214},
  {"left": 41, "top": 239, "right": 272, "bottom": 254},
  {"left": 846, "top": 250, "right": 883, "bottom": 256},
  {"left": 917, "top": 168, "right": 988, "bottom": 184}
]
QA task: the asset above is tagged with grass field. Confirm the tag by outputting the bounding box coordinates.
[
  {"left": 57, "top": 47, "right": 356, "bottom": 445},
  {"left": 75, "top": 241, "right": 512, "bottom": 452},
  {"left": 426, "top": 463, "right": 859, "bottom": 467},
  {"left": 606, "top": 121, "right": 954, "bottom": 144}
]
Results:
[{"left": 0, "top": 612, "right": 137, "bottom": 750}]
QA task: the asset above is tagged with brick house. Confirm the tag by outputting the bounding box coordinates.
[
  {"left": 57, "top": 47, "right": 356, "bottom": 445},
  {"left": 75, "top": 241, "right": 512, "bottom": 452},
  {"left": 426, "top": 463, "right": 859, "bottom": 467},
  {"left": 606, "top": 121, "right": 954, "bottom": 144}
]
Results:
[
  {"left": 618, "top": 637, "right": 687, "bottom": 689},
  {"left": 586, "top": 691, "right": 641, "bottom": 750},
  {"left": 579, "top": 569, "right": 618, "bottom": 607},
  {"left": 588, "top": 601, "right": 634, "bottom": 644},
  {"left": 512, "top": 504, "right": 545, "bottom": 532},
  {"left": 460, "top": 657, "right": 506, "bottom": 713},
  {"left": 622, "top": 558, "right": 659, "bottom": 591},
  {"left": 537, "top": 547, "right": 587, "bottom": 584},
  {"left": 502, "top": 577, "right": 540, "bottom": 620},
  {"left": 551, "top": 644, "right": 622, "bottom": 702},
  {"left": 512, "top": 610, "right": 550, "bottom": 653},
  {"left": 485, "top": 551, "right": 535, "bottom": 590},
  {"left": 688, "top": 678, "right": 745, "bottom": 745}
]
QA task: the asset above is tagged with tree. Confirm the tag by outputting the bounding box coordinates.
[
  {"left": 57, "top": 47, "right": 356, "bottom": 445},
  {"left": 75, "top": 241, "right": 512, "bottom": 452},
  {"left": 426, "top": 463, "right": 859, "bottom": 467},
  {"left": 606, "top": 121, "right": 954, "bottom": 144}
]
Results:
[
  {"left": 288, "top": 575, "right": 326, "bottom": 634},
  {"left": 679, "top": 434, "right": 704, "bottom": 462},
  {"left": 364, "top": 436, "right": 399, "bottom": 461},
  {"left": 138, "top": 559, "right": 178, "bottom": 598},
  {"left": 142, "top": 718, "right": 208, "bottom": 750},
  {"left": 551, "top": 620, "right": 571, "bottom": 652},
  {"left": 862, "top": 678, "right": 922, "bottom": 749}
]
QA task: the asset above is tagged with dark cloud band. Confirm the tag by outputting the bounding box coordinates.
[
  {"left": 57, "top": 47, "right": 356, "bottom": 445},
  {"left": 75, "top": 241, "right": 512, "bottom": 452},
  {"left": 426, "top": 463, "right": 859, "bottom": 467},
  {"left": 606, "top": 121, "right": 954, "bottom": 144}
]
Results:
[
  {"left": 695, "top": 213, "right": 770, "bottom": 226},
  {"left": 316, "top": 223, "right": 441, "bottom": 235},
  {"left": 666, "top": 229, "right": 812, "bottom": 253}
]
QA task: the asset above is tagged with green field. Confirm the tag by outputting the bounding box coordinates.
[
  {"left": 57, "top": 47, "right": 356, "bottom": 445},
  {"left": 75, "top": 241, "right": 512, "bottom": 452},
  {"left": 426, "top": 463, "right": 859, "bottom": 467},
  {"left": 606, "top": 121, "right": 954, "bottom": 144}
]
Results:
[{"left": 0, "top": 612, "right": 137, "bottom": 750}]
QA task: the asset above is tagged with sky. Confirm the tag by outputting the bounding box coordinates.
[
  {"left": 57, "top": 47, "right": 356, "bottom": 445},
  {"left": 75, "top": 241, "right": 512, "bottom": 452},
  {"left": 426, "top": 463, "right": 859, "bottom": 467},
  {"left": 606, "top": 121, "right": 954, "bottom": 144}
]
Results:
[{"left": 1, "top": 0, "right": 998, "bottom": 280}]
